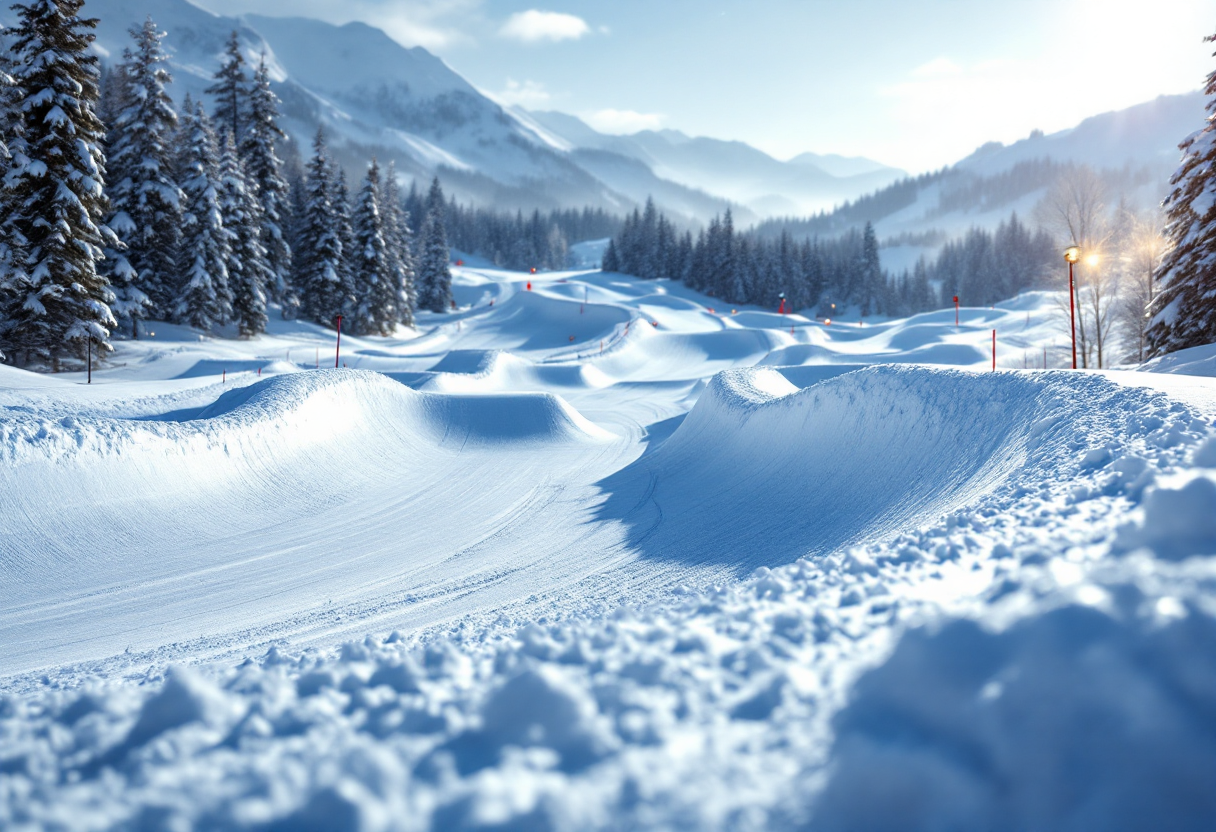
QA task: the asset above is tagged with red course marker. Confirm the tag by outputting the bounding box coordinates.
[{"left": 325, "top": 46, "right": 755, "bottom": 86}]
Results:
[{"left": 334, "top": 314, "right": 344, "bottom": 368}]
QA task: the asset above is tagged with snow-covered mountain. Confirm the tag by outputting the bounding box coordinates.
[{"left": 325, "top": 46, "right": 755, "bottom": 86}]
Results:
[
  {"left": 955, "top": 93, "right": 1201, "bottom": 179},
  {"left": 0, "top": 0, "right": 907, "bottom": 226},
  {"left": 751, "top": 89, "right": 1204, "bottom": 274},
  {"left": 522, "top": 109, "right": 907, "bottom": 218},
  {"left": 0, "top": 0, "right": 742, "bottom": 222}
]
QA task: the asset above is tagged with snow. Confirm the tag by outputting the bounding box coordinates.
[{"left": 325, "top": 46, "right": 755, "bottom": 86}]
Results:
[{"left": 4, "top": 266, "right": 1216, "bottom": 829}]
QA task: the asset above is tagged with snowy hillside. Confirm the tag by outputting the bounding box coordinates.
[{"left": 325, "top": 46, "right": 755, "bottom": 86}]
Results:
[
  {"left": 524, "top": 109, "right": 907, "bottom": 218},
  {"left": 750, "top": 88, "right": 1203, "bottom": 277},
  {"left": 956, "top": 92, "right": 1203, "bottom": 178},
  {"left": 4, "top": 264, "right": 1216, "bottom": 829},
  {"left": 0, "top": 0, "right": 721, "bottom": 219}
]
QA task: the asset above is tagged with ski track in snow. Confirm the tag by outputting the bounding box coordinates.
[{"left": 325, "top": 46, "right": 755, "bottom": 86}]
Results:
[{"left": 4, "top": 269, "right": 1216, "bottom": 830}]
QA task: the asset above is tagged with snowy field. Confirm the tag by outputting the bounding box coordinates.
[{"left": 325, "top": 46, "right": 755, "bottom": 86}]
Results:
[{"left": 4, "top": 267, "right": 1216, "bottom": 830}]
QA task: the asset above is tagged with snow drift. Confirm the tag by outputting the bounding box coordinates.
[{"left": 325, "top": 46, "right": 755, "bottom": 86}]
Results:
[{"left": 0, "top": 370, "right": 614, "bottom": 675}]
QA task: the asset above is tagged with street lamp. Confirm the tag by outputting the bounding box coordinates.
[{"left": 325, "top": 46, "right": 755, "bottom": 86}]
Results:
[{"left": 1064, "top": 245, "right": 1081, "bottom": 370}]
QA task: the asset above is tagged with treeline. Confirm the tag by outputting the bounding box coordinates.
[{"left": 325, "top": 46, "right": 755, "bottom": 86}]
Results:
[
  {"left": 917, "top": 214, "right": 1057, "bottom": 308},
  {"left": 444, "top": 204, "right": 621, "bottom": 271},
  {"left": 0, "top": 10, "right": 454, "bottom": 369},
  {"left": 604, "top": 200, "right": 892, "bottom": 314},
  {"left": 752, "top": 160, "right": 1157, "bottom": 243},
  {"left": 602, "top": 199, "right": 1055, "bottom": 317}
]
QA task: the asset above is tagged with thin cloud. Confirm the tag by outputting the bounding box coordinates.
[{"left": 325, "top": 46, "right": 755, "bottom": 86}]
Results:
[
  {"left": 584, "top": 108, "right": 663, "bottom": 134},
  {"left": 911, "top": 57, "right": 961, "bottom": 79},
  {"left": 192, "top": 0, "right": 479, "bottom": 50},
  {"left": 492, "top": 79, "right": 553, "bottom": 109},
  {"left": 500, "top": 10, "right": 590, "bottom": 43}
]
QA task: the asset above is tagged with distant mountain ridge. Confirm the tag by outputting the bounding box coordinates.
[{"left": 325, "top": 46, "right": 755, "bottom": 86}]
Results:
[
  {"left": 521, "top": 109, "right": 907, "bottom": 218},
  {"left": 749, "top": 89, "right": 1204, "bottom": 274}
]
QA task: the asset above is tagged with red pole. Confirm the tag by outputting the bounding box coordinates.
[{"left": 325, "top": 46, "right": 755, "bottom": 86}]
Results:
[
  {"left": 335, "top": 314, "right": 344, "bottom": 369},
  {"left": 1068, "top": 261, "right": 1078, "bottom": 370},
  {"left": 954, "top": 296, "right": 959, "bottom": 328},
  {"left": 992, "top": 329, "right": 996, "bottom": 371}
]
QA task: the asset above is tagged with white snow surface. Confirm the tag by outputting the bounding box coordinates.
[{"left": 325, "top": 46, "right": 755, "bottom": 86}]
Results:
[{"left": 4, "top": 269, "right": 1216, "bottom": 830}]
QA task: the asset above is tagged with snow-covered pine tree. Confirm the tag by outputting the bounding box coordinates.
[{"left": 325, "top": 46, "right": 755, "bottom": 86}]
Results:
[
  {"left": 331, "top": 165, "right": 357, "bottom": 325},
  {"left": 3, "top": 0, "right": 115, "bottom": 370},
  {"left": 95, "top": 59, "right": 123, "bottom": 132},
  {"left": 858, "top": 222, "right": 882, "bottom": 316},
  {"left": 1146, "top": 31, "right": 1216, "bottom": 357},
  {"left": 174, "top": 102, "right": 232, "bottom": 331},
  {"left": 218, "top": 131, "right": 268, "bottom": 338},
  {"left": 103, "top": 16, "right": 183, "bottom": 330},
  {"left": 240, "top": 56, "right": 294, "bottom": 312},
  {"left": 417, "top": 177, "right": 453, "bottom": 313},
  {"left": 206, "top": 30, "right": 245, "bottom": 147},
  {"left": 0, "top": 43, "right": 20, "bottom": 358},
  {"left": 283, "top": 152, "right": 307, "bottom": 282},
  {"left": 381, "top": 161, "right": 415, "bottom": 327},
  {"left": 292, "top": 128, "right": 344, "bottom": 326},
  {"left": 349, "top": 159, "right": 398, "bottom": 336},
  {"left": 600, "top": 238, "right": 619, "bottom": 272},
  {"left": 0, "top": 39, "right": 18, "bottom": 182}
]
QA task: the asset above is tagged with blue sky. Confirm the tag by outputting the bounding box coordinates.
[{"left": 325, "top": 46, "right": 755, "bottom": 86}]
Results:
[{"left": 196, "top": 0, "right": 1214, "bottom": 173}]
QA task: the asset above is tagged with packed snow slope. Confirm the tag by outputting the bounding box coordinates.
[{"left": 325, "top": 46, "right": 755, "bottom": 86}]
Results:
[
  {"left": 0, "top": 275, "right": 1161, "bottom": 678},
  {"left": 5, "top": 268, "right": 1216, "bottom": 831},
  {"left": 0, "top": 276, "right": 1072, "bottom": 679}
]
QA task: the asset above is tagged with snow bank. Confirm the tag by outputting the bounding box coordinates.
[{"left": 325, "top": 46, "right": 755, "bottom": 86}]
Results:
[
  {"left": 1141, "top": 342, "right": 1216, "bottom": 377},
  {"left": 605, "top": 366, "right": 1067, "bottom": 569},
  {"left": 0, "top": 369, "right": 606, "bottom": 469},
  {"left": 814, "top": 591, "right": 1216, "bottom": 832},
  {"left": 0, "top": 370, "right": 615, "bottom": 674},
  {"left": 419, "top": 350, "right": 614, "bottom": 394}
]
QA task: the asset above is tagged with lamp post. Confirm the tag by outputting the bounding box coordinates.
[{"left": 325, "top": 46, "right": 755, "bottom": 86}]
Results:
[{"left": 1064, "top": 245, "right": 1081, "bottom": 370}]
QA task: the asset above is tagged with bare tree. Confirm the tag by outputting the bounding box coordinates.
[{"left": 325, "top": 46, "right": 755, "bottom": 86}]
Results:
[
  {"left": 1114, "top": 209, "right": 1167, "bottom": 364},
  {"left": 1036, "top": 165, "right": 1120, "bottom": 367}
]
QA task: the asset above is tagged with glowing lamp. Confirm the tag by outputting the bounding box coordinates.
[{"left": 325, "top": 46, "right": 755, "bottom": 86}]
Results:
[{"left": 1063, "top": 245, "right": 1081, "bottom": 264}]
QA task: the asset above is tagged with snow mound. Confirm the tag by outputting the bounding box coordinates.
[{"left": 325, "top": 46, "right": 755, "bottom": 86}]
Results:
[
  {"left": 0, "top": 370, "right": 613, "bottom": 674},
  {"left": 601, "top": 366, "right": 1038, "bottom": 568},
  {"left": 452, "top": 289, "right": 632, "bottom": 352},
  {"left": 592, "top": 324, "right": 784, "bottom": 382},
  {"left": 601, "top": 365, "right": 1208, "bottom": 571},
  {"left": 1141, "top": 342, "right": 1216, "bottom": 377},
  {"left": 814, "top": 588, "right": 1216, "bottom": 832},
  {"left": 0, "top": 369, "right": 608, "bottom": 468},
  {"left": 420, "top": 350, "right": 614, "bottom": 393}
]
